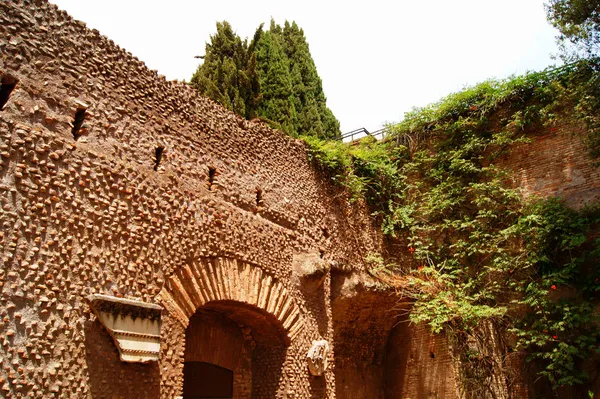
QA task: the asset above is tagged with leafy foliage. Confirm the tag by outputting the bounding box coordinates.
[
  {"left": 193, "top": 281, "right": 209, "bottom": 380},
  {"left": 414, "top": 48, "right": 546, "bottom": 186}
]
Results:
[
  {"left": 546, "top": 0, "right": 600, "bottom": 59},
  {"left": 303, "top": 135, "right": 399, "bottom": 203},
  {"left": 190, "top": 22, "right": 260, "bottom": 119},
  {"left": 511, "top": 199, "right": 600, "bottom": 388},
  {"left": 191, "top": 20, "right": 340, "bottom": 139},
  {"left": 303, "top": 59, "right": 600, "bottom": 394},
  {"left": 559, "top": 58, "right": 600, "bottom": 157}
]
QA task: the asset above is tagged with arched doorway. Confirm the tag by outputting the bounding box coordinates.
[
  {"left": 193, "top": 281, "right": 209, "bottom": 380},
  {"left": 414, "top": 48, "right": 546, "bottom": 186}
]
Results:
[
  {"left": 158, "top": 257, "right": 305, "bottom": 399},
  {"left": 182, "top": 301, "right": 290, "bottom": 399}
]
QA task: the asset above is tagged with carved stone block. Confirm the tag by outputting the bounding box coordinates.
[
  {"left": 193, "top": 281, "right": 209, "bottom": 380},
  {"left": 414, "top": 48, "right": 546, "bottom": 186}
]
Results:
[
  {"left": 88, "top": 294, "right": 162, "bottom": 363},
  {"left": 307, "top": 339, "right": 329, "bottom": 376}
]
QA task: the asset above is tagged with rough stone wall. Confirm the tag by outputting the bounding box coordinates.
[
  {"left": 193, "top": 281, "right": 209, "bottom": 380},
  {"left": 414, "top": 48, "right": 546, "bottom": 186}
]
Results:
[
  {"left": 330, "top": 272, "right": 459, "bottom": 399},
  {"left": 0, "top": 1, "right": 381, "bottom": 398},
  {"left": 2, "top": 2, "right": 599, "bottom": 399},
  {"left": 331, "top": 274, "right": 401, "bottom": 399},
  {"left": 383, "top": 322, "right": 458, "bottom": 399}
]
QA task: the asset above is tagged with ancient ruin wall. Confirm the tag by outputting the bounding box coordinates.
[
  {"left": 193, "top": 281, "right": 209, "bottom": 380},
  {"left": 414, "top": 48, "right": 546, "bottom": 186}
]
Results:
[
  {"left": 2, "top": 1, "right": 600, "bottom": 399},
  {"left": 497, "top": 121, "right": 600, "bottom": 208},
  {"left": 0, "top": 1, "right": 383, "bottom": 398}
]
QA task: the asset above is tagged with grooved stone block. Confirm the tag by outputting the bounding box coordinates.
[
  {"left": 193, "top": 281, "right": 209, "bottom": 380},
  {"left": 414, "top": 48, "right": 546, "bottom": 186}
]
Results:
[{"left": 89, "top": 294, "right": 162, "bottom": 363}]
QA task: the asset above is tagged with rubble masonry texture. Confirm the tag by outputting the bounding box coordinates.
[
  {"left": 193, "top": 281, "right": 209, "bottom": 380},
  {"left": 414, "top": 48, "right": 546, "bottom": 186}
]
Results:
[
  {"left": 0, "top": 1, "right": 381, "bottom": 397},
  {"left": 1, "top": 1, "right": 599, "bottom": 398}
]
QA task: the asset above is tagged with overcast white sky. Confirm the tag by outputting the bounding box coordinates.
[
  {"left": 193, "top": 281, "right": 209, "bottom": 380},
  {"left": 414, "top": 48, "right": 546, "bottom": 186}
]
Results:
[{"left": 51, "top": 0, "right": 560, "bottom": 134}]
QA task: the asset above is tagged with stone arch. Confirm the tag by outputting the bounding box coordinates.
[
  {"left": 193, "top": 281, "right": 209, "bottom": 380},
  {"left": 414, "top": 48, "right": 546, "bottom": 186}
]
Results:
[{"left": 158, "top": 257, "right": 304, "bottom": 342}]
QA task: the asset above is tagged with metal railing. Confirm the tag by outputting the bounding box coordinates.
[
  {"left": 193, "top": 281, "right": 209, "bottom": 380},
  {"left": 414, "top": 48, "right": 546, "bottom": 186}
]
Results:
[
  {"left": 337, "top": 60, "right": 599, "bottom": 143},
  {"left": 340, "top": 127, "right": 389, "bottom": 142}
]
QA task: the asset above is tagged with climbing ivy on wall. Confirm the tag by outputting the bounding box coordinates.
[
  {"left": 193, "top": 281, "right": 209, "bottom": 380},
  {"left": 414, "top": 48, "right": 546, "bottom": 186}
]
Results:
[
  {"left": 511, "top": 199, "right": 600, "bottom": 388},
  {"left": 303, "top": 58, "right": 600, "bottom": 395}
]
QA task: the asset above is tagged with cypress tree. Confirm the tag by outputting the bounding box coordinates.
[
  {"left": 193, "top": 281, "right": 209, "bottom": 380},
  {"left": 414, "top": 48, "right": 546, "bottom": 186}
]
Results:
[
  {"left": 252, "top": 20, "right": 298, "bottom": 135},
  {"left": 191, "top": 20, "right": 340, "bottom": 139},
  {"left": 190, "top": 21, "right": 260, "bottom": 119},
  {"left": 281, "top": 21, "right": 341, "bottom": 139}
]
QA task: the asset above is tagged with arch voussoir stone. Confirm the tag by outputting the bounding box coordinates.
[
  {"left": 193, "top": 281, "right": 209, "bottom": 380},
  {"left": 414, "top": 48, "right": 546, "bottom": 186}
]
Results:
[{"left": 158, "top": 257, "right": 304, "bottom": 341}]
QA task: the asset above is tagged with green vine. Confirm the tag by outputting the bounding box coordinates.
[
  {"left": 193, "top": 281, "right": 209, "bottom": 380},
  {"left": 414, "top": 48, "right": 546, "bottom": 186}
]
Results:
[
  {"left": 511, "top": 199, "right": 600, "bottom": 388},
  {"left": 303, "top": 58, "right": 600, "bottom": 394}
]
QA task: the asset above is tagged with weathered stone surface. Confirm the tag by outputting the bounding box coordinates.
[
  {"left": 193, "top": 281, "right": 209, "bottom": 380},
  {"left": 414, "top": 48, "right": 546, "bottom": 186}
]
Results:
[
  {"left": 293, "top": 251, "right": 329, "bottom": 278},
  {"left": 88, "top": 294, "right": 161, "bottom": 363},
  {"left": 307, "top": 339, "right": 329, "bottom": 376},
  {"left": 0, "top": 2, "right": 379, "bottom": 397},
  {"left": 0, "top": 1, "right": 598, "bottom": 398}
]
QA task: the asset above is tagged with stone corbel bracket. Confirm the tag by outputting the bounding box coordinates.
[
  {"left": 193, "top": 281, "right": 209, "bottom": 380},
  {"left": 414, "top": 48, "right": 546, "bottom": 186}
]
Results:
[
  {"left": 88, "top": 294, "right": 162, "bottom": 363},
  {"left": 307, "top": 339, "right": 329, "bottom": 376}
]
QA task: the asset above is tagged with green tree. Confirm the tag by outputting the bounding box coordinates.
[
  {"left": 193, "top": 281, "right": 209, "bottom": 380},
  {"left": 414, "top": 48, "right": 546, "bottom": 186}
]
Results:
[
  {"left": 191, "top": 20, "right": 340, "bottom": 139},
  {"left": 281, "top": 21, "right": 341, "bottom": 139},
  {"left": 545, "top": 0, "right": 600, "bottom": 59},
  {"left": 252, "top": 20, "right": 298, "bottom": 135},
  {"left": 190, "top": 21, "right": 260, "bottom": 119}
]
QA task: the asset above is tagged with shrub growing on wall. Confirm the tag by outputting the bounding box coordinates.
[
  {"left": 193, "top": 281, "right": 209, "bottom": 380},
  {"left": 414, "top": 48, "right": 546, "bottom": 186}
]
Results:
[{"left": 303, "top": 58, "right": 600, "bottom": 396}]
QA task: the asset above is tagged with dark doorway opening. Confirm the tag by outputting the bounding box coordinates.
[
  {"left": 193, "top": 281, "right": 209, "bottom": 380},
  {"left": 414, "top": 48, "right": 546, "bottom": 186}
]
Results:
[
  {"left": 0, "top": 75, "right": 17, "bottom": 111},
  {"left": 71, "top": 107, "right": 87, "bottom": 140},
  {"left": 183, "top": 361, "right": 233, "bottom": 399}
]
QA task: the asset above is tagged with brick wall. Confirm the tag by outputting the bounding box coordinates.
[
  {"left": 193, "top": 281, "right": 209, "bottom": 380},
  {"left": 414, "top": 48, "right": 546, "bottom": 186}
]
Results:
[
  {"left": 185, "top": 310, "right": 253, "bottom": 399},
  {"left": 497, "top": 122, "right": 600, "bottom": 208},
  {"left": 384, "top": 322, "right": 459, "bottom": 399}
]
